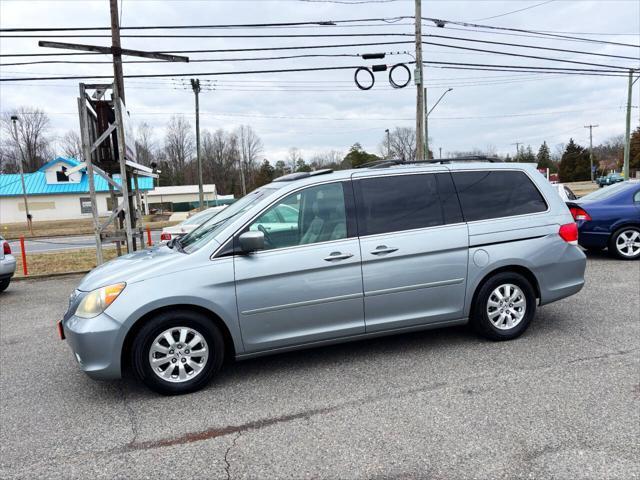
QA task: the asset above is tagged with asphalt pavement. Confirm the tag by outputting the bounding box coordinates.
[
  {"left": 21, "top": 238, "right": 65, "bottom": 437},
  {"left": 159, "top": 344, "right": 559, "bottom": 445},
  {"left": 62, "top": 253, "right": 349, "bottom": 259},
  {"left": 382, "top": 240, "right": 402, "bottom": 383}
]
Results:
[
  {"left": 0, "top": 254, "right": 638, "bottom": 479},
  {"left": 7, "top": 231, "right": 163, "bottom": 254}
]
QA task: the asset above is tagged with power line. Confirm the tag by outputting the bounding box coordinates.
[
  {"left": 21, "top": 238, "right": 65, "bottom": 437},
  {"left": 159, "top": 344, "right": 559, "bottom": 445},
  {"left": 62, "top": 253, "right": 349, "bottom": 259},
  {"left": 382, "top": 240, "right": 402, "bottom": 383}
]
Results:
[
  {"left": 1, "top": 32, "right": 415, "bottom": 38},
  {"left": 473, "top": 0, "right": 555, "bottom": 22},
  {"left": 425, "top": 17, "right": 640, "bottom": 48},
  {"left": 0, "top": 16, "right": 413, "bottom": 32},
  {"left": 0, "top": 41, "right": 415, "bottom": 57}
]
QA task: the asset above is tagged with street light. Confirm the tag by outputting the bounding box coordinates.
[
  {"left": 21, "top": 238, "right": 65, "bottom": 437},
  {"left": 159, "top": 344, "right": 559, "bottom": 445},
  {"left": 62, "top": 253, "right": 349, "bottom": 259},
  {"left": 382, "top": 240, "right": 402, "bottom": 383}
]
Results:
[
  {"left": 424, "top": 87, "right": 453, "bottom": 160},
  {"left": 385, "top": 128, "right": 391, "bottom": 159},
  {"left": 10, "top": 115, "right": 32, "bottom": 234}
]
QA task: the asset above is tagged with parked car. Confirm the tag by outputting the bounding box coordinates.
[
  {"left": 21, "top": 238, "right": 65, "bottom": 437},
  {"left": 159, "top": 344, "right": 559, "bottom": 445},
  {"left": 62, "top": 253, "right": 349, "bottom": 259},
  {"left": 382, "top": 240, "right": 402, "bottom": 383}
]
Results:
[
  {"left": 553, "top": 183, "right": 578, "bottom": 201},
  {"left": 567, "top": 180, "right": 640, "bottom": 260},
  {"left": 160, "top": 205, "right": 227, "bottom": 242},
  {"left": 0, "top": 236, "right": 16, "bottom": 292},
  {"left": 59, "top": 162, "right": 586, "bottom": 395},
  {"left": 596, "top": 172, "right": 624, "bottom": 188}
]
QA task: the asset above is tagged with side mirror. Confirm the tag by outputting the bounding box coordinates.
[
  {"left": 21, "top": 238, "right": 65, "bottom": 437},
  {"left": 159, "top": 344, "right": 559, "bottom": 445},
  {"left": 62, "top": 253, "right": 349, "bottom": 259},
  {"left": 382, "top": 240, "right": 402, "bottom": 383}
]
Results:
[{"left": 238, "top": 231, "right": 265, "bottom": 253}]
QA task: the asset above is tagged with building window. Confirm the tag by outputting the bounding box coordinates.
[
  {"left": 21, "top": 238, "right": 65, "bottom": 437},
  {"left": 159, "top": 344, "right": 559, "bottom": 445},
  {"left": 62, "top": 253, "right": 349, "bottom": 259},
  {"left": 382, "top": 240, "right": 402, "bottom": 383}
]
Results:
[{"left": 56, "top": 167, "right": 69, "bottom": 182}]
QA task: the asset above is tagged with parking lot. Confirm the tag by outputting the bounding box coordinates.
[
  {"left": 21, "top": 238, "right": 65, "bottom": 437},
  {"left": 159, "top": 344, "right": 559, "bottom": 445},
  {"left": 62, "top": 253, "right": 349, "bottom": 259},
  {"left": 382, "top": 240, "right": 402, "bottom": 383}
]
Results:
[{"left": 0, "top": 254, "right": 638, "bottom": 479}]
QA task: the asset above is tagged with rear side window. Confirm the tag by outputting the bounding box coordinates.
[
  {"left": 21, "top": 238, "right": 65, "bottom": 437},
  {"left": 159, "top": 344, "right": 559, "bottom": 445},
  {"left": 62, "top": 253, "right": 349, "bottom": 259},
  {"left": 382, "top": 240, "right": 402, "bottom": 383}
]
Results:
[
  {"left": 452, "top": 170, "right": 547, "bottom": 222},
  {"left": 355, "top": 173, "right": 454, "bottom": 236}
]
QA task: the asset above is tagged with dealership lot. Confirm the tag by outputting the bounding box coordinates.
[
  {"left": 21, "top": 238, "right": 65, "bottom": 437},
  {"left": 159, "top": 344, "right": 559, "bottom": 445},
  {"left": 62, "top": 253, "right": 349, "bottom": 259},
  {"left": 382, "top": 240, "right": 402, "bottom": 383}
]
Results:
[{"left": 0, "top": 254, "right": 638, "bottom": 479}]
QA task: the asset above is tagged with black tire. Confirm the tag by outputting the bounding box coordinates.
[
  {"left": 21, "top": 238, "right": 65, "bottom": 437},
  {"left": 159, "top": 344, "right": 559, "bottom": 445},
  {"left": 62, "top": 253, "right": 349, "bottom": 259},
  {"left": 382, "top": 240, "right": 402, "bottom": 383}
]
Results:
[
  {"left": 132, "top": 310, "right": 225, "bottom": 395},
  {"left": 609, "top": 226, "right": 640, "bottom": 260},
  {"left": 470, "top": 272, "right": 537, "bottom": 341},
  {"left": 0, "top": 278, "right": 9, "bottom": 292}
]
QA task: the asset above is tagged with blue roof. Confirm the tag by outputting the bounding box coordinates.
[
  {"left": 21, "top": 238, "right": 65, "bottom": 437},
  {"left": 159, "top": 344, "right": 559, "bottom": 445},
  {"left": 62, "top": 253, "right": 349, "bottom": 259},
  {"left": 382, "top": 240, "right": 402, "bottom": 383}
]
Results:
[
  {"left": 0, "top": 162, "right": 153, "bottom": 197},
  {"left": 38, "top": 157, "right": 81, "bottom": 172}
]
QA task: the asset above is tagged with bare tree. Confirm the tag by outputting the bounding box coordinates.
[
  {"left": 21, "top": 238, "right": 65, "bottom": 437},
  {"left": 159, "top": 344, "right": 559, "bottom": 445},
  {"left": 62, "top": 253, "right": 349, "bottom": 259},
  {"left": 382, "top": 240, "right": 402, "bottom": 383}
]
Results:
[
  {"left": 387, "top": 127, "right": 416, "bottom": 162},
  {"left": 237, "top": 125, "right": 263, "bottom": 195},
  {"left": 135, "top": 121, "right": 156, "bottom": 166},
  {"left": 58, "top": 130, "right": 83, "bottom": 160},
  {"left": 310, "top": 150, "right": 343, "bottom": 169},
  {"left": 164, "top": 115, "right": 194, "bottom": 185},
  {"left": 286, "top": 147, "right": 302, "bottom": 172},
  {"left": 1, "top": 107, "right": 53, "bottom": 172}
]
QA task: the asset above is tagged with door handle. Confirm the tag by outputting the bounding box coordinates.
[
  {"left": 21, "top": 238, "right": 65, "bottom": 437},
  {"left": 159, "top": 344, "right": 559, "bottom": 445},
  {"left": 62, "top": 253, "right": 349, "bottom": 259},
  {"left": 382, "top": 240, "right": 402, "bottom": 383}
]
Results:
[
  {"left": 323, "top": 252, "right": 354, "bottom": 261},
  {"left": 370, "top": 245, "right": 398, "bottom": 255}
]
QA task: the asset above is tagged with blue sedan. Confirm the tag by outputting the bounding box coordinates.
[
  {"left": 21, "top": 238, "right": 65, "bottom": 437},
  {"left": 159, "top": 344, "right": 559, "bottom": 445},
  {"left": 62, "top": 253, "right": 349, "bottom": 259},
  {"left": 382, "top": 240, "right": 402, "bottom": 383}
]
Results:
[{"left": 567, "top": 180, "right": 640, "bottom": 260}]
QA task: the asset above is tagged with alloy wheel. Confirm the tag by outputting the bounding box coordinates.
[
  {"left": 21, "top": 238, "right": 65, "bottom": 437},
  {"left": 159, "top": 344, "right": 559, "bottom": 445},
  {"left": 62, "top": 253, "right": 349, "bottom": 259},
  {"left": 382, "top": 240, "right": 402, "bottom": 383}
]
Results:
[
  {"left": 486, "top": 283, "right": 527, "bottom": 330},
  {"left": 615, "top": 229, "right": 640, "bottom": 258},
  {"left": 148, "top": 327, "right": 209, "bottom": 383}
]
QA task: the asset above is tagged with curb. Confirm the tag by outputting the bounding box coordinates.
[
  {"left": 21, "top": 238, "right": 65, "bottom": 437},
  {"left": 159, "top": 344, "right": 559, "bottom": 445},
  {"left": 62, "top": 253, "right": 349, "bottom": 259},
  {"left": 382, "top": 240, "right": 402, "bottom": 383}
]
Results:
[{"left": 13, "top": 271, "right": 89, "bottom": 281}]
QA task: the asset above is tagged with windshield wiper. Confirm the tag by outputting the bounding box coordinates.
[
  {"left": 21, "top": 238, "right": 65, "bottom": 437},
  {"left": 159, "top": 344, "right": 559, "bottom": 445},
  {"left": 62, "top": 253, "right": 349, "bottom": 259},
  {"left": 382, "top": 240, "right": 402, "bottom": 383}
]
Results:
[{"left": 174, "top": 236, "right": 185, "bottom": 253}]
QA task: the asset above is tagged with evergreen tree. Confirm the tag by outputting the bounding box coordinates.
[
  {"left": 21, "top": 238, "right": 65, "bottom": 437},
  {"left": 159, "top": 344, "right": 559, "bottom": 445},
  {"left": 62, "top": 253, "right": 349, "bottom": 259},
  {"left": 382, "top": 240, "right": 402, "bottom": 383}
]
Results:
[
  {"left": 536, "top": 141, "right": 554, "bottom": 171},
  {"left": 255, "top": 159, "right": 275, "bottom": 186},
  {"left": 559, "top": 138, "right": 590, "bottom": 182},
  {"left": 343, "top": 143, "right": 380, "bottom": 168},
  {"left": 630, "top": 126, "right": 640, "bottom": 171},
  {"left": 295, "top": 158, "right": 312, "bottom": 172}
]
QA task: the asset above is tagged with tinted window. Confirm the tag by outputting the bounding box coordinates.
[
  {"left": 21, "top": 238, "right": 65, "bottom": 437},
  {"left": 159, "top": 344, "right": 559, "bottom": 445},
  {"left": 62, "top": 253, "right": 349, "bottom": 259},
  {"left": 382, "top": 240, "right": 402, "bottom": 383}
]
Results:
[
  {"left": 452, "top": 170, "right": 547, "bottom": 222},
  {"left": 248, "top": 182, "right": 347, "bottom": 250},
  {"left": 436, "top": 173, "right": 464, "bottom": 224},
  {"left": 355, "top": 174, "right": 445, "bottom": 236}
]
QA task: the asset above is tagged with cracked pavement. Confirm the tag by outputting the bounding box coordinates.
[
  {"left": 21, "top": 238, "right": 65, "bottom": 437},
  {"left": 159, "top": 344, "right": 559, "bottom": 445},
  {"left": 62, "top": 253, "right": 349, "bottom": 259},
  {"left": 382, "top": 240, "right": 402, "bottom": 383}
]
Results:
[{"left": 0, "top": 253, "right": 638, "bottom": 479}]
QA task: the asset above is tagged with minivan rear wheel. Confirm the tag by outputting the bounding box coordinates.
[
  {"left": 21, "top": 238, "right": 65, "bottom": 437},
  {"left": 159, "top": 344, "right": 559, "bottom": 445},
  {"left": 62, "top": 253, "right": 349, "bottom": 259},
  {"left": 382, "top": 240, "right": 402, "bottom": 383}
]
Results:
[
  {"left": 132, "top": 310, "right": 224, "bottom": 395},
  {"left": 471, "top": 272, "right": 536, "bottom": 341}
]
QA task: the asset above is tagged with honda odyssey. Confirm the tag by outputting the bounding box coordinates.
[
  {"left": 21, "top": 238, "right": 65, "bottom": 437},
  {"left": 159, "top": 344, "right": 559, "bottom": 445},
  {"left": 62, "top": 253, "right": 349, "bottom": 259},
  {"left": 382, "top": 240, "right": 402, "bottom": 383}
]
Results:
[{"left": 60, "top": 161, "right": 586, "bottom": 394}]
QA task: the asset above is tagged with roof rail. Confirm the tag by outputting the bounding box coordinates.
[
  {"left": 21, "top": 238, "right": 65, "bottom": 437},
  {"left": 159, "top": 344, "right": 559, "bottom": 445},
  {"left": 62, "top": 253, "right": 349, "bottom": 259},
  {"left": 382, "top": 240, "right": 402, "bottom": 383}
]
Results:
[
  {"left": 272, "top": 168, "right": 333, "bottom": 182},
  {"left": 355, "top": 156, "right": 501, "bottom": 169}
]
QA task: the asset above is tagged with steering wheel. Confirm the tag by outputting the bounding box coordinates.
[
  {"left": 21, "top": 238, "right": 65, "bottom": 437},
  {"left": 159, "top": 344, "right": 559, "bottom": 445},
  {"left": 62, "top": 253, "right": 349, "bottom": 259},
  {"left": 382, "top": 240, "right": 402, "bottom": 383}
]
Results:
[{"left": 257, "top": 224, "right": 274, "bottom": 246}]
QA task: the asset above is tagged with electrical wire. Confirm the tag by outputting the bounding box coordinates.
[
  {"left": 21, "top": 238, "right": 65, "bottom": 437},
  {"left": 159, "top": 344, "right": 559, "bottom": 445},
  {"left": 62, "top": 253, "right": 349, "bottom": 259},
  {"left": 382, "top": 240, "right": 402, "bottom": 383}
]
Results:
[
  {"left": 1, "top": 32, "right": 415, "bottom": 38},
  {"left": 0, "top": 41, "right": 415, "bottom": 57},
  {"left": 0, "top": 17, "right": 414, "bottom": 32},
  {"left": 473, "top": 0, "right": 555, "bottom": 22},
  {"left": 425, "top": 17, "right": 640, "bottom": 49}
]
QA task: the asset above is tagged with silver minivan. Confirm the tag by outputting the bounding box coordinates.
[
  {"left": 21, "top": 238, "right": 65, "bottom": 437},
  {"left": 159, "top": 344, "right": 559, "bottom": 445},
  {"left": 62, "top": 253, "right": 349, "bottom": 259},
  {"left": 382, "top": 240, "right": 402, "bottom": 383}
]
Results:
[{"left": 60, "top": 161, "right": 586, "bottom": 394}]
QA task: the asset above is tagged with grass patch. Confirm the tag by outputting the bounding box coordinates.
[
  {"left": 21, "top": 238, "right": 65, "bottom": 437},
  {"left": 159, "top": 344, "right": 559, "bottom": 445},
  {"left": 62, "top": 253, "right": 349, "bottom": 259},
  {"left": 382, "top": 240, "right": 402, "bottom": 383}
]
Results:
[
  {"left": 15, "top": 248, "right": 119, "bottom": 277},
  {"left": 1, "top": 217, "right": 178, "bottom": 240},
  {"left": 565, "top": 181, "right": 599, "bottom": 197}
]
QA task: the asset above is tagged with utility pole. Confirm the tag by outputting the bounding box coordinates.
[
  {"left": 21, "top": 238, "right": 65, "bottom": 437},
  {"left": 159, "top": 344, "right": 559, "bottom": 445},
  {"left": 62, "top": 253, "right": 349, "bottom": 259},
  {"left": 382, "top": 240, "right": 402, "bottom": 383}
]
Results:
[
  {"left": 584, "top": 124, "right": 599, "bottom": 182},
  {"left": 623, "top": 69, "right": 633, "bottom": 179},
  {"left": 385, "top": 128, "right": 391, "bottom": 158},
  {"left": 109, "top": 0, "right": 125, "bottom": 104},
  {"left": 512, "top": 142, "right": 522, "bottom": 161},
  {"left": 414, "top": 0, "right": 424, "bottom": 161},
  {"left": 439, "top": 147, "right": 442, "bottom": 159},
  {"left": 191, "top": 78, "right": 204, "bottom": 210},
  {"left": 10, "top": 116, "right": 32, "bottom": 234}
]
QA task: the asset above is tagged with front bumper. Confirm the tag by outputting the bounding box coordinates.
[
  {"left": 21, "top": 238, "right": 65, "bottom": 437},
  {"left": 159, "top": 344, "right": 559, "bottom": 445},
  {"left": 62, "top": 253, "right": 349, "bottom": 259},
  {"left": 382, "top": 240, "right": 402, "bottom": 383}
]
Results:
[{"left": 62, "top": 312, "right": 123, "bottom": 380}]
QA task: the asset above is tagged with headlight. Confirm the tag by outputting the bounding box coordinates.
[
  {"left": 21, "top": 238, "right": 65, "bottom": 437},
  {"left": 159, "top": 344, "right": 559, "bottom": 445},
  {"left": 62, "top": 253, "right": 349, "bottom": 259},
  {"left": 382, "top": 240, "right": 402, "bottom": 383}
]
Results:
[{"left": 75, "top": 283, "right": 126, "bottom": 319}]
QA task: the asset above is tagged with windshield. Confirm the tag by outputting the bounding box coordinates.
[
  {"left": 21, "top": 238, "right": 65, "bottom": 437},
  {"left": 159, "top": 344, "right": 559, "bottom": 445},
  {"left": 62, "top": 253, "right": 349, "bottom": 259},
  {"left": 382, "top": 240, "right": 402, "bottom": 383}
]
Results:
[
  {"left": 179, "top": 186, "right": 279, "bottom": 253},
  {"left": 580, "top": 181, "right": 635, "bottom": 201}
]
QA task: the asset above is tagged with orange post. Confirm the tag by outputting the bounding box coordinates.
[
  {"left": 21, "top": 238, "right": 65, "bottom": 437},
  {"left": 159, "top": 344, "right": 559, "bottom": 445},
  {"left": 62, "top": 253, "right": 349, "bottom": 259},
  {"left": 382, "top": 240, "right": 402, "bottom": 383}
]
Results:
[
  {"left": 19, "top": 235, "right": 27, "bottom": 276},
  {"left": 146, "top": 226, "right": 153, "bottom": 247}
]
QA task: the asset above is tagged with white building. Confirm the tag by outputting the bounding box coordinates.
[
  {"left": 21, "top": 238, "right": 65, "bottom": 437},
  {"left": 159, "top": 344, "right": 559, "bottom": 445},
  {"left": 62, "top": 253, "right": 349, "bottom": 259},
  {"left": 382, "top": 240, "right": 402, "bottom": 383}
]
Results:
[
  {"left": 146, "top": 184, "right": 234, "bottom": 213},
  {"left": 0, "top": 157, "right": 153, "bottom": 223}
]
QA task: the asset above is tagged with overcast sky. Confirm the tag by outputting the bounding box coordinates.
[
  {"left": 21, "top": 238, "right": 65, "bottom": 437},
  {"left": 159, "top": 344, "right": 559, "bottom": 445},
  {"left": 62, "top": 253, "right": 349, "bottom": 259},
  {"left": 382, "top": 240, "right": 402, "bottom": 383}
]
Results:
[{"left": 1, "top": 0, "right": 639, "bottom": 162}]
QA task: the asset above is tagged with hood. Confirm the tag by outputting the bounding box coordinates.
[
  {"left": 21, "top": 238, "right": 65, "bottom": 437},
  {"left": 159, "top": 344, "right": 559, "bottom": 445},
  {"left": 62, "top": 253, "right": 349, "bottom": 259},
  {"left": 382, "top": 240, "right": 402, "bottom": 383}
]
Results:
[{"left": 77, "top": 244, "right": 197, "bottom": 291}]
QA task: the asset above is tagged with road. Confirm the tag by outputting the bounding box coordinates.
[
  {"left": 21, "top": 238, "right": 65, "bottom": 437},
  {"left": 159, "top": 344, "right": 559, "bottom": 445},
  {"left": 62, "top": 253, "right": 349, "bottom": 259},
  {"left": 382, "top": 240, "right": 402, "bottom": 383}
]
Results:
[
  {"left": 7, "top": 231, "right": 163, "bottom": 254},
  {"left": 0, "top": 254, "right": 638, "bottom": 479}
]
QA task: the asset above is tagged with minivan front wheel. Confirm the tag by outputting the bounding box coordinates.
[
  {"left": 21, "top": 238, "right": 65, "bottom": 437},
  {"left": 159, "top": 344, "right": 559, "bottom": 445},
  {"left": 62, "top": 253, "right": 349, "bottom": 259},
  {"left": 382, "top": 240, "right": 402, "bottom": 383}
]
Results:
[
  {"left": 132, "top": 310, "right": 224, "bottom": 395},
  {"left": 471, "top": 272, "right": 536, "bottom": 341}
]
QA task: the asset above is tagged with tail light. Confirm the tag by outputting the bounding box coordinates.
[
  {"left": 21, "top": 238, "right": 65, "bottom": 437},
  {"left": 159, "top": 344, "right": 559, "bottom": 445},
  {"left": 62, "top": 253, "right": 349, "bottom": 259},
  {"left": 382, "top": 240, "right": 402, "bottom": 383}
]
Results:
[
  {"left": 569, "top": 206, "right": 591, "bottom": 221},
  {"left": 160, "top": 233, "right": 171, "bottom": 241},
  {"left": 2, "top": 242, "right": 10, "bottom": 255},
  {"left": 559, "top": 222, "right": 578, "bottom": 245}
]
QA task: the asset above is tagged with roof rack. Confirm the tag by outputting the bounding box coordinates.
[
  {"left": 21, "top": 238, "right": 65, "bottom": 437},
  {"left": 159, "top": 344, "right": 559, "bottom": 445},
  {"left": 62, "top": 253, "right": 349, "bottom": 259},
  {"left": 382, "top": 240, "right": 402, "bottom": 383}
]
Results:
[
  {"left": 356, "top": 156, "right": 501, "bottom": 169},
  {"left": 273, "top": 168, "right": 333, "bottom": 182}
]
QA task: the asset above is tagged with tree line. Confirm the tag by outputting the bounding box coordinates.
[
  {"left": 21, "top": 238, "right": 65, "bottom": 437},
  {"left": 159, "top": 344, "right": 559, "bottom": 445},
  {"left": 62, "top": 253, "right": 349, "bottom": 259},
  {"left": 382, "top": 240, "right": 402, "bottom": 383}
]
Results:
[{"left": 1, "top": 107, "right": 639, "bottom": 194}]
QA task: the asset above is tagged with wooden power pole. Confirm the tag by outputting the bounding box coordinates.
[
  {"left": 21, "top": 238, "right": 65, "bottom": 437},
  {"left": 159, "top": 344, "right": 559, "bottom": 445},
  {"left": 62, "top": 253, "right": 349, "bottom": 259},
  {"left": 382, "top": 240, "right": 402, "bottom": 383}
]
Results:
[
  {"left": 191, "top": 79, "right": 204, "bottom": 210},
  {"left": 415, "top": 0, "right": 424, "bottom": 161},
  {"left": 584, "top": 124, "right": 598, "bottom": 182}
]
